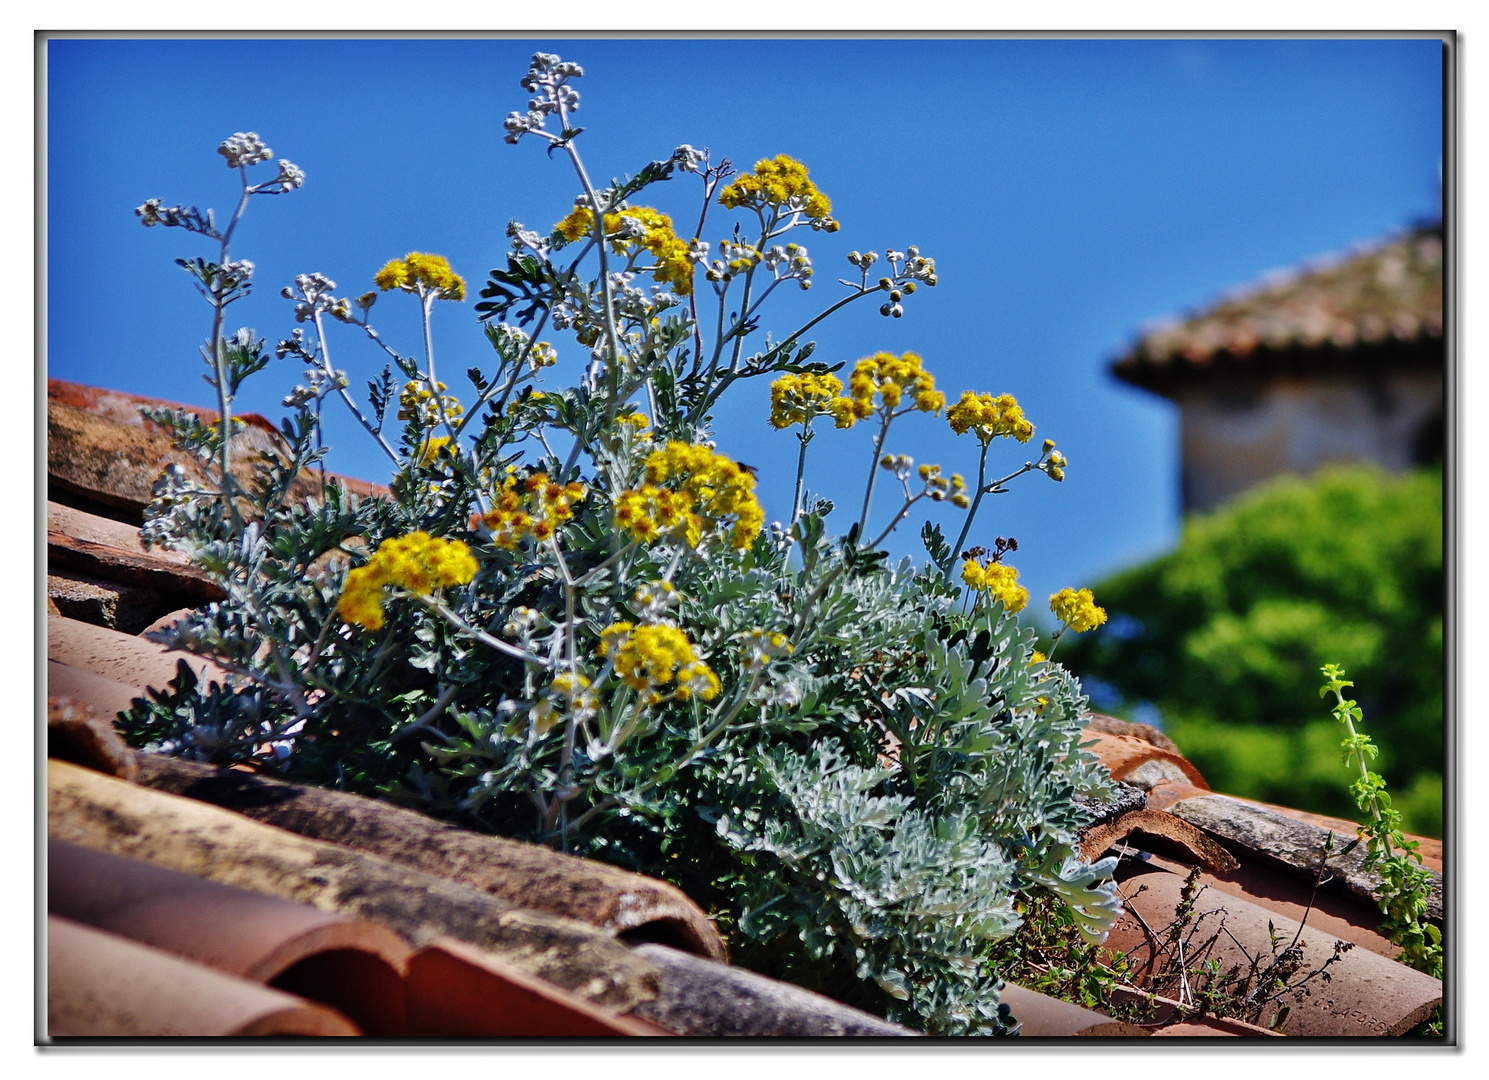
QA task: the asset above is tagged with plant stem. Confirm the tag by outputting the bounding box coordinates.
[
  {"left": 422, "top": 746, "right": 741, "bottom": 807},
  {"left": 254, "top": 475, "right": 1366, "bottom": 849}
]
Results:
[
  {"left": 947, "top": 442, "right": 991, "bottom": 570},
  {"left": 312, "top": 310, "right": 401, "bottom": 465},
  {"left": 791, "top": 422, "right": 813, "bottom": 523},
  {"left": 857, "top": 413, "right": 892, "bottom": 538}
]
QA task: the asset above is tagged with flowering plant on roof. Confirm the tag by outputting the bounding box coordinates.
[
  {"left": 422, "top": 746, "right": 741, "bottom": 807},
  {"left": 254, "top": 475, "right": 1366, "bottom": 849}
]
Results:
[{"left": 124, "top": 51, "right": 1119, "bottom": 1036}]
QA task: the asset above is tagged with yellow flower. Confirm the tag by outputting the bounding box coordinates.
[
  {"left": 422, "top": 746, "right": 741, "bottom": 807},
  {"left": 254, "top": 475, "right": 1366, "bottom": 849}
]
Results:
[
  {"left": 614, "top": 442, "right": 763, "bottom": 551},
  {"left": 374, "top": 252, "right": 466, "bottom": 301},
  {"left": 1050, "top": 587, "right": 1107, "bottom": 633},
  {"left": 474, "top": 471, "right": 586, "bottom": 549},
  {"left": 947, "top": 391, "right": 1034, "bottom": 445},
  {"left": 551, "top": 204, "right": 694, "bottom": 296},
  {"left": 961, "top": 558, "right": 1029, "bottom": 614},
  {"left": 719, "top": 154, "right": 836, "bottom": 227},
  {"left": 598, "top": 622, "right": 719, "bottom": 700},
  {"left": 529, "top": 671, "right": 598, "bottom": 736},
  {"left": 838, "top": 351, "right": 943, "bottom": 421},
  {"left": 398, "top": 380, "right": 464, "bottom": 424},
  {"left": 769, "top": 371, "right": 843, "bottom": 429},
  {"left": 418, "top": 435, "right": 452, "bottom": 468},
  {"left": 554, "top": 207, "right": 593, "bottom": 243},
  {"left": 336, "top": 532, "right": 478, "bottom": 629}
]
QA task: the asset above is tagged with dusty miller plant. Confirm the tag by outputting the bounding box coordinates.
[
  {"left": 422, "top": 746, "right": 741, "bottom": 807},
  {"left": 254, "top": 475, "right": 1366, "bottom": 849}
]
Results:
[{"left": 122, "top": 52, "right": 1122, "bottom": 1034}]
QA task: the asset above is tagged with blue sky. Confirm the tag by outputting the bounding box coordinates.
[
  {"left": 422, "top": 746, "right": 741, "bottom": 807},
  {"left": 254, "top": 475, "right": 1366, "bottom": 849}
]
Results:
[{"left": 45, "top": 36, "right": 1443, "bottom": 617}]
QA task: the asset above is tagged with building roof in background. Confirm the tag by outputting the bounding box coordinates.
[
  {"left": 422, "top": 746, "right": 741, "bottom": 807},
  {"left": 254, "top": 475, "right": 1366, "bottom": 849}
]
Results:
[
  {"left": 1112, "top": 225, "right": 1444, "bottom": 397},
  {"left": 44, "top": 380, "right": 1444, "bottom": 1039}
]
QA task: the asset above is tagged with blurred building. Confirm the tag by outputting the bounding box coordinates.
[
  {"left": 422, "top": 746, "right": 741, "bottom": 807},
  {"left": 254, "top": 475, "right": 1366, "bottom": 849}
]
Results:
[{"left": 1111, "top": 224, "right": 1444, "bottom": 513}]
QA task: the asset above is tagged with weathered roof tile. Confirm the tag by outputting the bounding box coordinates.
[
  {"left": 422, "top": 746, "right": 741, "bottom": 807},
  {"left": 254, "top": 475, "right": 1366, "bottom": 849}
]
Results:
[{"left": 1112, "top": 226, "right": 1443, "bottom": 396}]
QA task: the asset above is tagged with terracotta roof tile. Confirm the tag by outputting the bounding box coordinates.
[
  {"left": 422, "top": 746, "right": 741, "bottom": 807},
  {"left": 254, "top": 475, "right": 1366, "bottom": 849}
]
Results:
[
  {"left": 1112, "top": 226, "right": 1443, "bottom": 396},
  {"left": 1135, "top": 851, "right": 1402, "bottom": 960},
  {"left": 1080, "top": 727, "right": 1209, "bottom": 790},
  {"left": 1079, "top": 808, "right": 1239, "bottom": 872},
  {"left": 47, "top": 697, "right": 138, "bottom": 780},
  {"left": 47, "top": 500, "right": 191, "bottom": 564},
  {"left": 405, "top": 939, "right": 667, "bottom": 1037},
  {"left": 1165, "top": 792, "right": 1442, "bottom": 922},
  {"left": 47, "top": 378, "right": 384, "bottom": 522},
  {"left": 48, "top": 529, "right": 225, "bottom": 604},
  {"left": 48, "top": 612, "right": 229, "bottom": 696},
  {"left": 995, "top": 983, "right": 1149, "bottom": 1037},
  {"left": 48, "top": 915, "right": 361, "bottom": 1037},
  {"left": 626, "top": 943, "right": 917, "bottom": 1036},
  {"left": 47, "top": 662, "right": 146, "bottom": 724},
  {"left": 133, "top": 753, "right": 729, "bottom": 963},
  {"left": 1106, "top": 988, "right": 1283, "bottom": 1036},
  {"left": 49, "top": 838, "right": 413, "bottom": 1036},
  {"left": 1108, "top": 865, "right": 1440, "bottom": 1036},
  {"left": 1248, "top": 799, "right": 1442, "bottom": 872},
  {"left": 47, "top": 758, "right": 663, "bottom": 1016}
]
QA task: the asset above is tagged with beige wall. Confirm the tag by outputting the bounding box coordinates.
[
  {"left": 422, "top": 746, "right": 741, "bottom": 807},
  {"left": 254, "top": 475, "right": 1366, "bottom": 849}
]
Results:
[{"left": 1174, "top": 371, "right": 1442, "bottom": 512}]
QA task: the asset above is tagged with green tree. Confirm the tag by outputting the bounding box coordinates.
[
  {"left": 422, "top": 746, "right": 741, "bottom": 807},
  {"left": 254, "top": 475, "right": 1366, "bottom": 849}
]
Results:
[{"left": 1062, "top": 464, "right": 1443, "bottom": 836}]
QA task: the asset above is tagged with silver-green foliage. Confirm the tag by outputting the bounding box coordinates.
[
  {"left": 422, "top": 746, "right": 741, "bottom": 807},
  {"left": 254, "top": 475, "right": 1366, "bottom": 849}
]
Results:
[{"left": 120, "top": 53, "right": 1121, "bottom": 1034}]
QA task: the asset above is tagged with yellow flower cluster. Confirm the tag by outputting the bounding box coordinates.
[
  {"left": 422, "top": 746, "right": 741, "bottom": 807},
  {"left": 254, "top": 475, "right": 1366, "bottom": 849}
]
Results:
[
  {"left": 474, "top": 471, "right": 587, "bottom": 548},
  {"left": 718, "top": 154, "right": 835, "bottom": 225},
  {"left": 614, "top": 442, "right": 764, "bottom": 551},
  {"left": 960, "top": 559, "right": 1029, "bottom": 613},
  {"left": 336, "top": 532, "right": 479, "bottom": 630},
  {"left": 530, "top": 671, "right": 598, "bottom": 737},
  {"left": 398, "top": 381, "right": 464, "bottom": 424},
  {"left": 768, "top": 372, "right": 853, "bottom": 430},
  {"left": 552, "top": 205, "right": 694, "bottom": 295},
  {"left": 373, "top": 252, "right": 466, "bottom": 301},
  {"left": 598, "top": 622, "right": 720, "bottom": 703},
  {"left": 1049, "top": 587, "right": 1107, "bottom": 633},
  {"left": 417, "top": 436, "right": 453, "bottom": 470},
  {"left": 842, "top": 351, "right": 945, "bottom": 422},
  {"left": 915, "top": 462, "right": 969, "bottom": 506},
  {"left": 740, "top": 628, "right": 794, "bottom": 673},
  {"left": 947, "top": 391, "right": 1034, "bottom": 444}
]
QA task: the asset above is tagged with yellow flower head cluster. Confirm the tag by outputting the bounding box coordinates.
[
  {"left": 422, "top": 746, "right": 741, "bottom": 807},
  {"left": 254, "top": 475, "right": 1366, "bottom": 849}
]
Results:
[
  {"left": 598, "top": 622, "right": 720, "bottom": 703},
  {"left": 398, "top": 381, "right": 464, "bottom": 425},
  {"left": 740, "top": 628, "right": 794, "bottom": 673},
  {"left": 842, "top": 351, "right": 945, "bottom": 421},
  {"left": 336, "top": 532, "right": 479, "bottom": 630},
  {"left": 530, "top": 670, "right": 598, "bottom": 737},
  {"left": 718, "top": 155, "right": 835, "bottom": 226},
  {"left": 417, "top": 435, "right": 453, "bottom": 468},
  {"left": 552, "top": 204, "right": 694, "bottom": 296},
  {"left": 1049, "top": 587, "right": 1107, "bottom": 633},
  {"left": 768, "top": 372, "right": 854, "bottom": 430},
  {"left": 915, "top": 462, "right": 969, "bottom": 506},
  {"left": 947, "top": 391, "right": 1034, "bottom": 445},
  {"left": 614, "top": 442, "right": 764, "bottom": 551},
  {"left": 960, "top": 559, "right": 1029, "bottom": 614},
  {"left": 1045, "top": 447, "right": 1068, "bottom": 482},
  {"left": 373, "top": 253, "right": 466, "bottom": 301},
  {"left": 474, "top": 471, "right": 587, "bottom": 548}
]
